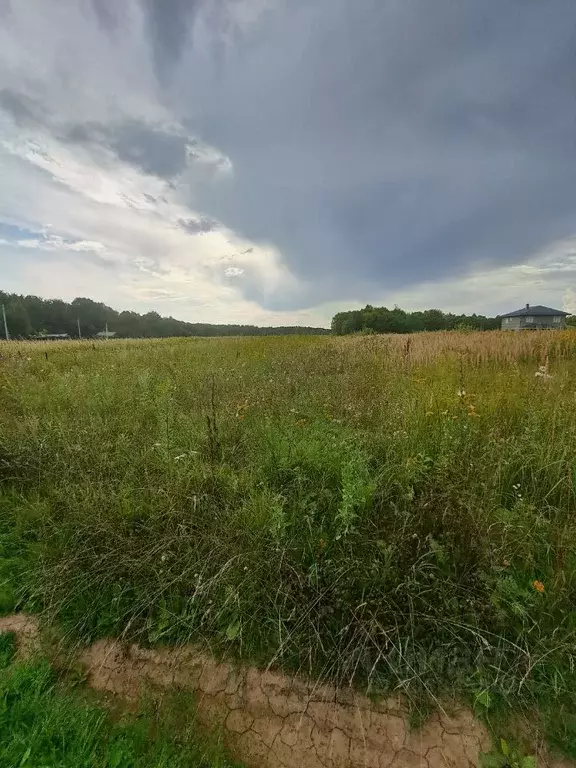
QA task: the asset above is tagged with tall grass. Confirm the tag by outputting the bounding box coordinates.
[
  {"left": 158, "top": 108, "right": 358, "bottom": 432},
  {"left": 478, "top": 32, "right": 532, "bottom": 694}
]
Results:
[{"left": 1, "top": 331, "right": 576, "bottom": 751}]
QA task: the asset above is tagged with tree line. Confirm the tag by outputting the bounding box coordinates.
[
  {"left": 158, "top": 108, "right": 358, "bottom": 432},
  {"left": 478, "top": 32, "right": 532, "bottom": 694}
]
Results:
[
  {"left": 331, "top": 305, "right": 501, "bottom": 334},
  {"left": 0, "top": 291, "right": 330, "bottom": 339}
]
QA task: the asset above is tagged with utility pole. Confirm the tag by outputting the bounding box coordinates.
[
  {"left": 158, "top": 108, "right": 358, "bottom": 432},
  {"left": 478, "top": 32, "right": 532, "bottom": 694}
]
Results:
[
  {"left": 77, "top": 317, "right": 82, "bottom": 340},
  {"left": 105, "top": 321, "right": 108, "bottom": 339},
  {"left": 2, "top": 304, "right": 8, "bottom": 341}
]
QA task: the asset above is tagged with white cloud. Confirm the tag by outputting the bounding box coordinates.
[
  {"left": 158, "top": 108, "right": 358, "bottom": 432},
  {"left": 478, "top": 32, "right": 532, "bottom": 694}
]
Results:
[
  {"left": 360, "top": 237, "right": 576, "bottom": 317},
  {"left": 562, "top": 288, "right": 576, "bottom": 315},
  {"left": 0, "top": 233, "right": 107, "bottom": 254},
  {"left": 0, "top": 30, "right": 303, "bottom": 324}
]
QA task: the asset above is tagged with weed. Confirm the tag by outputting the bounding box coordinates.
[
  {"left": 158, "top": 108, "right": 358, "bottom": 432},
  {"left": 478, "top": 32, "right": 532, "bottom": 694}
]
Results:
[
  {"left": 480, "top": 739, "right": 536, "bottom": 768},
  {"left": 0, "top": 332, "right": 576, "bottom": 755}
]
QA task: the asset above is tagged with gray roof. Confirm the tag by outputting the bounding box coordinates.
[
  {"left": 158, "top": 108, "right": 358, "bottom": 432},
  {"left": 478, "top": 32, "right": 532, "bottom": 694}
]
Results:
[{"left": 501, "top": 305, "right": 569, "bottom": 318}]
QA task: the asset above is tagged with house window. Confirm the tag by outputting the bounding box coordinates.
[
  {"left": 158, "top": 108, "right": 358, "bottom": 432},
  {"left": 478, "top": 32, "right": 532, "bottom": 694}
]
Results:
[
  {"left": 525, "top": 316, "right": 534, "bottom": 324},
  {"left": 553, "top": 316, "right": 561, "bottom": 324}
]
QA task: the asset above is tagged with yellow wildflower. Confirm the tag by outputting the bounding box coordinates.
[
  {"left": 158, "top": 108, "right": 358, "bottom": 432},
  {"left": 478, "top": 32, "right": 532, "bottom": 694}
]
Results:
[{"left": 532, "top": 580, "right": 545, "bottom": 593}]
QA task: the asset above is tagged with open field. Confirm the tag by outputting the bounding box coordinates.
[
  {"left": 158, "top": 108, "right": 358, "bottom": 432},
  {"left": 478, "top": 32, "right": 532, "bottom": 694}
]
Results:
[{"left": 1, "top": 331, "right": 576, "bottom": 756}]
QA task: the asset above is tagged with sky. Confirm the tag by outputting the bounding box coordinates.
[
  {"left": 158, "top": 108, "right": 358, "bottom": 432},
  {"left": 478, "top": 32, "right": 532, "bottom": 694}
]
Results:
[{"left": 0, "top": 0, "right": 575, "bottom": 326}]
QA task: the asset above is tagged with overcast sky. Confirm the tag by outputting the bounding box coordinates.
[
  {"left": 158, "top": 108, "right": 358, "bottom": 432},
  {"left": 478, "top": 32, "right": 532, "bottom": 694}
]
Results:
[{"left": 0, "top": 0, "right": 575, "bottom": 326}]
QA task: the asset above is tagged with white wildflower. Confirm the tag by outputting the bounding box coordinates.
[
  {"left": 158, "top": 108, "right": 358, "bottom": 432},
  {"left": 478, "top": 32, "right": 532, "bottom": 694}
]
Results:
[
  {"left": 535, "top": 365, "right": 552, "bottom": 379},
  {"left": 457, "top": 388, "right": 466, "bottom": 398},
  {"left": 174, "top": 454, "right": 187, "bottom": 462}
]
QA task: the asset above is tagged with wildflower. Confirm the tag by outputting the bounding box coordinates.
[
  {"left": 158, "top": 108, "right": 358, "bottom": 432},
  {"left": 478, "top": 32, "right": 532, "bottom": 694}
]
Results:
[
  {"left": 457, "top": 388, "right": 466, "bottom": 398},
  {"left": 535, "top": 365, "right": 552, "bottom": 379},
  {"left": 174, "top": 454, "right": 187, "bottom": 462},
  {"left": 532, "top": 580, "right": 545, "bottom": 593}
]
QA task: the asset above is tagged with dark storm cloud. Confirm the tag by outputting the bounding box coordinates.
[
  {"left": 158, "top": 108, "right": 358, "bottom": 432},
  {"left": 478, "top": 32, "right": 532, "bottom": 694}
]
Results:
[
  {"left": 90, "top": 0, "right": 122, "bottom": 33},
  {"left": 173, "top": 0, "right": 576, "bottom": 308},
  {"left": 178, "top": 216, "right": 218, "bottom": 234},
  {"left": 64, "top": 119, "right": 190, "bottom": 180},
  {"left": 110, "top": 120, "right": 189, "bottom": 178},
  {"left": 0, "top": 88, "right": 42, "bottom": 125},
  {"left": 2, "top": 0, "right": 575, "bottom": 317},
  {"left": 142, "top": 0, "right": 201, "bottom": 83}
]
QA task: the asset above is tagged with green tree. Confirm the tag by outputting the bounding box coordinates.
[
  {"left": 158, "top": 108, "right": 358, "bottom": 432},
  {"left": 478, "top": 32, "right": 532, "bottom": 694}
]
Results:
[{"left": 5, "top": 300, "right": 32, "bottom": 337}]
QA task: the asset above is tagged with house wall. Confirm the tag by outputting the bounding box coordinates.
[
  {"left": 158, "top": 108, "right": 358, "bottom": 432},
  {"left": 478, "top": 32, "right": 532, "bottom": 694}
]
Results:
[
  {"left": 501, "top": 316, "right": 565, "bottom": 330},
  {"left": 501, "top": 317, "right": 522, "bottom": 330}
]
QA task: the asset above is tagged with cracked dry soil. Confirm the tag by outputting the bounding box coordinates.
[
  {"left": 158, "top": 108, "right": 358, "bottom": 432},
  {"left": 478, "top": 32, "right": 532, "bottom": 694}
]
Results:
[{"left": 0, "top": 615, "right": 571, "bottom": 768}]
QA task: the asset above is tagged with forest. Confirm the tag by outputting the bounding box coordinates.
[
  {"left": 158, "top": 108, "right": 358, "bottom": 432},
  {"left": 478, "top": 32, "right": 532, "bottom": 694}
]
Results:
[
  {"left": 331, "top": 304, "right": 501, "bottom": 334},
  {"left": 0, "top": 291, "right": 329, "bottom": 339}
]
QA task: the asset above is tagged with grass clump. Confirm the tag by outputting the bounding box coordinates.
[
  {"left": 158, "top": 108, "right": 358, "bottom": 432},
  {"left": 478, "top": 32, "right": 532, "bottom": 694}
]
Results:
[
  {"left": 0, "top": 632, "right": 240, "bottom": 768},
  {"left": 1, "top": 332, "right": 576, "bottom": 753}
]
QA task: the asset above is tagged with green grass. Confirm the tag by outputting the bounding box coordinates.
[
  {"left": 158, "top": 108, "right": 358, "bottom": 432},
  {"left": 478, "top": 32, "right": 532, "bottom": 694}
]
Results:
[
  {"left": 1, "top": 332, "right": 576, "bottom": 754},
  {"left": 0, "top": 632, "right": 240, "bottom": 767}
]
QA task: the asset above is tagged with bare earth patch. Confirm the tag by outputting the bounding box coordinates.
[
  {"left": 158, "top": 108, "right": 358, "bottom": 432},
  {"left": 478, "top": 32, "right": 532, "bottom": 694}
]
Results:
[{"left": 0, "top": 615, "right": 571, "bottom": 768}]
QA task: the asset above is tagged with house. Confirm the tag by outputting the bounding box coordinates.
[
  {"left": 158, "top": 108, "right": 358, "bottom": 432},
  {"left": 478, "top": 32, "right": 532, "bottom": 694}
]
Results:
[
  {"left": 31, "top": 333, "right": 70, "bottom": 340},
  {"left": 95, "top": 330, "right": 116, "bottom": 339},
  {"left": 500, "top": 304, "right": 569, "bottom": 330}
]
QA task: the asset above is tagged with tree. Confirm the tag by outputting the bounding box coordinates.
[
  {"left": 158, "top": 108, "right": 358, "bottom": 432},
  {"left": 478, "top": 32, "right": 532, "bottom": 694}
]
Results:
[
  {"left": 5, "top": 300, "right": 32, "bottom": 337},
  {"left": 421, "top": 309, "right": 447, "bottom": 331},
  {"left": 0, "top": 288, "right": 330, "bottom": 338},
  {"left": 331, "top": 305, "right": 499, "bottom": 336}
]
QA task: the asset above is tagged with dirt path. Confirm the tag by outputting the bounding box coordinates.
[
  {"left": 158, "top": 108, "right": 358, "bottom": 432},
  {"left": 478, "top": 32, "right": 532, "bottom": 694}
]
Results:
[{"left": 0, "top": 614, "right": 570, "bottom": 768}]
